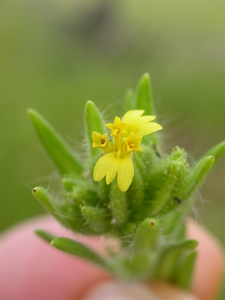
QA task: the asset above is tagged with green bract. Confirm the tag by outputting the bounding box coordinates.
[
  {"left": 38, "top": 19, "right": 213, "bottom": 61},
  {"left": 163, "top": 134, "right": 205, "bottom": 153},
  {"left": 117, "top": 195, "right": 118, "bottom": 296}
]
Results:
[{"left": 28, "top": 73, "right": 225, "bottom": 289}]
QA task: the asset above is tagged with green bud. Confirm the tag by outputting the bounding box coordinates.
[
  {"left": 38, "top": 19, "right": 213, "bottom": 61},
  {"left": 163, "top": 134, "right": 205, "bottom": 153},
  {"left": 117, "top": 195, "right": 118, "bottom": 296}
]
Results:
[
  {"left": 62, "top": 177, "right": 76, "bottom": 192},
  {"left": 81, "top": 206, "right": 109, "bottom": 234}
]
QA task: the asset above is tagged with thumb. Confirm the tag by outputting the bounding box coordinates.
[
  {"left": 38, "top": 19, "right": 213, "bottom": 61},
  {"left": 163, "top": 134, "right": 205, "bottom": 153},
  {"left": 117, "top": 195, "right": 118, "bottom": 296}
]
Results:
[{"left": 83, "top": 281, "right": 198, "bottom": 300}]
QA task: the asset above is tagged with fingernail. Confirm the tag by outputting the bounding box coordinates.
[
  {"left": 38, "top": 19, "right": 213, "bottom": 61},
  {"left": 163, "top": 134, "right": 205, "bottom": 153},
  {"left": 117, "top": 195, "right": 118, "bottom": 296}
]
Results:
[{"left": 82, "top": 281, "right": 159, "bottom": 300}]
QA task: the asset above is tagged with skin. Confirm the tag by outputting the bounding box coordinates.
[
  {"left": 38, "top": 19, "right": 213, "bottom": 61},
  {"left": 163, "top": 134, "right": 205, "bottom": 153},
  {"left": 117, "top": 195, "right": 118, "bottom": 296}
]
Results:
[{"left": 0, "top": 216, "right": 224, "bottom": 300}]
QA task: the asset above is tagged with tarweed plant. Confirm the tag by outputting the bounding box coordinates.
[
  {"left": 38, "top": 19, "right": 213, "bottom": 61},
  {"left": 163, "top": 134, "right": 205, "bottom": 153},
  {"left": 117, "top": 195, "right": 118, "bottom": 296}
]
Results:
[{"left": 28, "top": 73, "right": 225, "bottom": 289}]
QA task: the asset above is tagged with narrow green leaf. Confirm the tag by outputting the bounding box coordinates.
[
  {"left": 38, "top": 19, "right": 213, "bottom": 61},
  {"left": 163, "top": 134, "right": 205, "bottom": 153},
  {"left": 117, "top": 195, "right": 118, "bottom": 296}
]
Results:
[
  {"left": 135, "top": 73, "right": 154, "bottom": 115},
  {"left": 203, "top": 140, "right": 225, "bottom": 165},
  {"left": 133, "top": 218, "right": 160, "bottom": 252},
  {"left": 85, "top": 101, "right": 105, "bottom": 156},
  {"left": 81, "top": 206, "right": 109, "bottom": 234},
  {"left": 123, "top": 88, "right": 134, "bottom": 112},
  {"left": 51, "top": 237, "right": 110, "bottom": 272},
  {"left": 135, "top": 73, "right": 160, "bottom": 146},
  {"left": 185, "top": 156, "right": 215, "bottom": 197},
  {"left": 28, "top": 109, "right": 83, "bottom": 176},
  {"left": 32, "top": 187, "right": 57, "bottom": 216},
  {"left": 35, "top": 229, "right": 56, "bottom": 243},
  {"left": 32, "top": 187, "right": 82, "bottom": 232},
  {"left": 155, "top": 240, "right": 198, "bottom": 280},
  {"left": 174, "top": 251, "right": 197, "bottom": 289}
]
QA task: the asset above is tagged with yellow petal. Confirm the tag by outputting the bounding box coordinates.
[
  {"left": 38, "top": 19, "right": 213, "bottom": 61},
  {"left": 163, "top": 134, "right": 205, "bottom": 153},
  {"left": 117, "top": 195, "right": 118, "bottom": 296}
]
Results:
[
  {"left": 122, "top": 110, "right": 144, "bottom": 122},
  {"left": 93, "top": 152, "right": 116, "bottom": 182},
  {"left": 136, "top": 122, "right": 162, "bottom": 136},
  {"left": 117, "top": 156, "right": 134, "bottom": 192},
  {"left": 106, "top": 156, "right": 119, "bottom": 184},
  {"left": 138, "top": 115, "right": 156, "bottom": 122}
]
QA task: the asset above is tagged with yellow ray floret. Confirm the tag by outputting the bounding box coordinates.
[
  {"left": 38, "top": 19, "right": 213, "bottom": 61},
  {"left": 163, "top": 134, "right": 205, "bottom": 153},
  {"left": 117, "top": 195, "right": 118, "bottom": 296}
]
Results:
[
  {"left": 93, "top": 152, "right": 134, "bottom": 192},
  {"left": 92, "top": 109, "right": 162, "bottom": 192}
]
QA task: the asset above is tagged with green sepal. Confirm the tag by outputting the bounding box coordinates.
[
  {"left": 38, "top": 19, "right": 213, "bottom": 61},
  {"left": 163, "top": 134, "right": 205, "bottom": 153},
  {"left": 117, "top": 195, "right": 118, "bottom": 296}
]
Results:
[
  {"left": 203, "top": 140, "right": 225, "bottom": 165},
  {"left": 28, "top": 109, "right": 83, "bottom": 176},
  {"left": 109, "top": 182, "right": 128, "bottom": 226},
  {"left": 133, "top": 218, "right": 160, "bottom": 252},
  {"left": 81, "top": 206, "right": 110, "bottom": 234},
  {"left": 84, "top": 101, "right": 105, "bottom": 156},
  {"left": 185, "top": 156, "right": 215, "bottom": 198},
  {"left": 51, "top": 237, "right": 111, "bottom": 272},
  {"left": 35, "top": 229, "right": 56, "bottom": 243}
]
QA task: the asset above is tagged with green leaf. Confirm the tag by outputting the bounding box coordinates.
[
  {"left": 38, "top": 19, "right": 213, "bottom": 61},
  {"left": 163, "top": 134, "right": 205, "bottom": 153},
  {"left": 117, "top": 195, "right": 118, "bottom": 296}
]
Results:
[
  {"left": 203, "top": 140, "right": 225, "bottom": 165},
  {"left": 28, "top": 109, "right": 83, "bottom": 176},
  {"left": 133, "top": 218, "right": 160, "bottom": 252},
  {"left": 51, "top": 237, "right": 111, "bottom": 272},
  {"left": 185, "top": 156, "right": 215, "bottom": 197},
  {"left": 123, "top": 88, "right": 134, "bottom": 112},
  {"left": 35, "top": 229, "right": 56, "bottom": 243},
  {"left": 84, "top": 101, "right": 105, "bottom": 156}
]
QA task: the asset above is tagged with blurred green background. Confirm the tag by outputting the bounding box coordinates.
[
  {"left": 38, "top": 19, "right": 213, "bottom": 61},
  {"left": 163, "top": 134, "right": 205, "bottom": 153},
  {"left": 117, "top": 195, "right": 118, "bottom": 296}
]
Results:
[{"left": 1, "top": 0, "right": 224, "bottom": 246}]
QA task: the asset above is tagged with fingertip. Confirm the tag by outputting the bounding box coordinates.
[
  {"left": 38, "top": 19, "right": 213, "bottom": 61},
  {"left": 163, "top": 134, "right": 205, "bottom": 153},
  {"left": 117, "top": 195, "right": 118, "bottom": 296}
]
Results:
[{"left": 187, "top": 219, "right": 225, "bottom": 300}]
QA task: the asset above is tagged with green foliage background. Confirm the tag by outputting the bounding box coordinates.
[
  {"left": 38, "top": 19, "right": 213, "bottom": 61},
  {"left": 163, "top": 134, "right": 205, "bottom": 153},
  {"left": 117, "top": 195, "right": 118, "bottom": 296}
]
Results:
[{"left": 1, "top": 0, "right": 224, "bottom": 248}]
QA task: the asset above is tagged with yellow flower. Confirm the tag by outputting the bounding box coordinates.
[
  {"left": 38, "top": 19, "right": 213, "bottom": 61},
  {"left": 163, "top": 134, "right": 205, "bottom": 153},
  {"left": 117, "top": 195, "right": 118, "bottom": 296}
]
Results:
[
  {"left": 92, "top": 110, "right": 162, "bottom": 192},
  {"left": 123, "top": 131, "right": 142, "bottom": 152},
  {"left": 92, "top": 132, "right": 108, "bottom": 149},
  {"left": 105, "top": 117, "right": 127, "bottom": 137}
]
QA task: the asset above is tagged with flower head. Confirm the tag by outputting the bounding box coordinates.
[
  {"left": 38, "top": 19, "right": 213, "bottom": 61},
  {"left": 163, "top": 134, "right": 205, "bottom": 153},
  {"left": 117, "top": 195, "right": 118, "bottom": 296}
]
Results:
[{"left": 92, "top": 110, "right": 162, "bottom": 192}]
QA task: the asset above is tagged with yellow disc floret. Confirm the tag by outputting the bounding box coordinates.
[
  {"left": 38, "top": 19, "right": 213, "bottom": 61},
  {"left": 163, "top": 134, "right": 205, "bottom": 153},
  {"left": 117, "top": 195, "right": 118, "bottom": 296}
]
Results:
[{"left": 92, "top": 132, "right": 108, "bottom": 149}]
